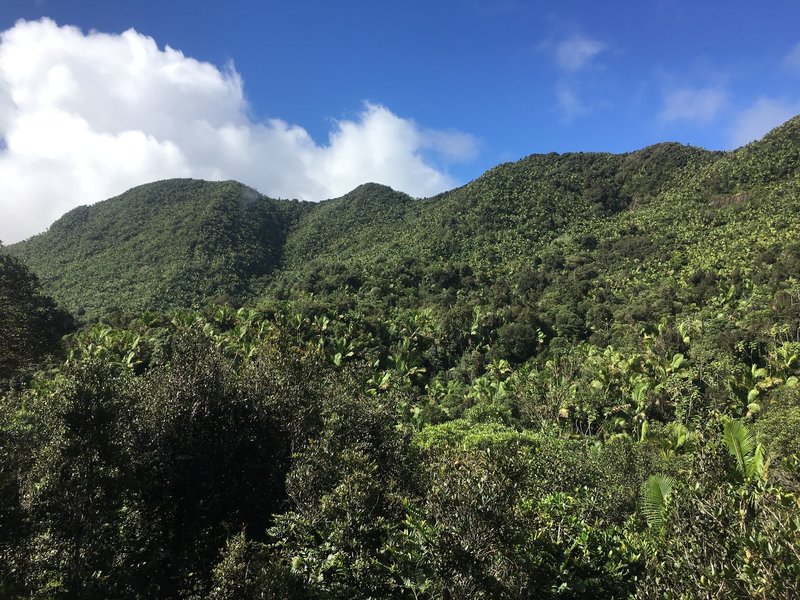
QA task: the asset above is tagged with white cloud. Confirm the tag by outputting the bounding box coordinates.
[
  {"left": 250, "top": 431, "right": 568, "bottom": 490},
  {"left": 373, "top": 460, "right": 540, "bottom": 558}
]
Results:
[
  {"left": 420, "top": 129, "right": 479, "bottom": 162},
  {"left": 554, "top": 34, "right": 606, "bottom": 72},
  {"left": 729, "top": 96, "right": 800, "bottom": 148},
  {"left": 784, "top": 42, "right": 800, "bottom": 73},
  {"left": 659, "top": 87, "right": 727, "bottom": 123},
  {"left": 555, "top": 84, "right": 588, "bottom": 122},
  {"left": 542, "top": 33, "right": 607, "bottom": 121},
  {"left": 0, "top": 19, "right": 477, "bottom": 243}
]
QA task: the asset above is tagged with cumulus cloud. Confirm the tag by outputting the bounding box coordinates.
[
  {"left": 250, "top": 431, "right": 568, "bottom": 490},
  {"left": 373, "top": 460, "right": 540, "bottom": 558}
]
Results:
[
  {"left": 658, "top": 87, "right": 727, "bottom": 123},
  {"left": 729, "top": 96, "right": 800, "bottom": 148},
  {"left": 0, "top": 19, "right": 477, "bottom": 243},
  {"left": 554, "top": 34, "right": 606, "bottom": 72}
]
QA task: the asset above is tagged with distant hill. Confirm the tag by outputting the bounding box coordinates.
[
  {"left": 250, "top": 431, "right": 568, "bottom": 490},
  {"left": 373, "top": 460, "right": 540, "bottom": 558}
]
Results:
[
  {"left": 7, "top": 115, "right": 800, "bottom": 323},
  {"left": 9, "top": 179, "right": 310, "bottom": 316}
]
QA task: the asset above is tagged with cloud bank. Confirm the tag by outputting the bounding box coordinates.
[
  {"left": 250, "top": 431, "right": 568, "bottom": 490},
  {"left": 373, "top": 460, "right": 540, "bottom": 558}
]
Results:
[{"left": 0, "top": 19, "right": 477, "bottom": 243}]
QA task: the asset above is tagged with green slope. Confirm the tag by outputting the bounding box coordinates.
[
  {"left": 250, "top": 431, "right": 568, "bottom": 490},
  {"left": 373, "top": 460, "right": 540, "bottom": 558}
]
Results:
[
  {"left": 268, "top": 116, "right": 800, "bottom": 364},
  {"left": 282, "top": 142, "right": 717, "bottom": 272},
  {"left": 7, "top": 116, "right": 800, "bottom": 325},
  {"left": 9, "top": 179, "right": 309, "bottom": 316}
]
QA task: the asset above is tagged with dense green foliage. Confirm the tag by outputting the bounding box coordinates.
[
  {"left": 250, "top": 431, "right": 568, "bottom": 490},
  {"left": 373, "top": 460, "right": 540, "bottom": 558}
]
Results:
[
  {"left": 2, "top": 115, "right": 800, "bottom": 598},
  {"left": 8, "top": 142, "right": 720, "bottom": 319},
  {"left": 0, "top": 249, "right": 73, "bottom": 387},
  {"left": 9, "top": 180, "right": 309, "bottom": 316}
]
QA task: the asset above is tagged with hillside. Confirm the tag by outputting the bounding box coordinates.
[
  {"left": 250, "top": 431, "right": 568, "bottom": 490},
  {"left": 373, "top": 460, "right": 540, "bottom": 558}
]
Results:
[
  {"left": 9, "top": 179, "right": 310, "bottom": 316},
  {"left": 6, "top": 117, "right": 800, "bottom": 357},
  {"left": 9, "top": 137, "right": 722, "bottom": 317}
]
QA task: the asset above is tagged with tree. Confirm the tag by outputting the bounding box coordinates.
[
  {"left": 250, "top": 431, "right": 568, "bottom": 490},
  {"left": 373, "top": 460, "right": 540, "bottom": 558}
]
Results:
[{"left": 0, "top": 250, "right": 73, "bottom": 385}]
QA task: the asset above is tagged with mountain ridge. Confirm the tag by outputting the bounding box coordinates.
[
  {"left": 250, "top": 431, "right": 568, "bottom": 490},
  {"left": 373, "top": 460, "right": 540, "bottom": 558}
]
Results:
[{"left": 6, "top": 115, "right": 800, "bottom": 319}]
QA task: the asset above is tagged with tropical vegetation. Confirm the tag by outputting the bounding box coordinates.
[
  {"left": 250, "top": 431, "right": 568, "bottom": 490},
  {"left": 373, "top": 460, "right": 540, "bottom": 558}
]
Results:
[{"left": 2, "top": 115, "right": 800, "bottom": 598}]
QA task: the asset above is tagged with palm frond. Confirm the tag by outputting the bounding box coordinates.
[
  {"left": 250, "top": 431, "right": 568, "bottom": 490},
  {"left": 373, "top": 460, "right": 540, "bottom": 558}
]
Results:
[
  {"left": 642, "top": 474, "right": 675, "bottom": 529},
  {"left": 723, "top": 420, "right": 754, "bottom": 479}
]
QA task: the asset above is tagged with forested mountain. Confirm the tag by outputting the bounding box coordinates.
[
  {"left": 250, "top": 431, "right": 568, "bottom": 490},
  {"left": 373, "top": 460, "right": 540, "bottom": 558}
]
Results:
[
  {"left": 9, "top": 179, "right": 310, "bottom": 316},
  {"left": 2, "top": 116, "right": 800, "bottom": 599},
  {"left": 9, "top": 137, "right": 726, "bottom": 319},
  {"left": 11, "top": 115, "right": 796, "bottom": 323}
]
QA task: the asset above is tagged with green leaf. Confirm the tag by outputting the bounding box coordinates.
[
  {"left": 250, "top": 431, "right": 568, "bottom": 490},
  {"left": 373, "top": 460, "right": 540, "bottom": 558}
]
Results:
[
  {"left": 723, "top": 420, "right": 754, "bottom": 478},
  {"left": 723, "top": 419, "right": 766, "bottom": 482},
  {"left": 639, "top": 419, "right": 649, "bottom": 442},
  {"left": 642, "top": 474, "right": 675, "bottom": 529}
]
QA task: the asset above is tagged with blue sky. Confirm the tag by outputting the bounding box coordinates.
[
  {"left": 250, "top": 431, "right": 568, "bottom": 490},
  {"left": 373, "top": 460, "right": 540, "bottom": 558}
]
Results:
[{"left": 1, "top": 0, "right": 799, "bottom": 241}]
